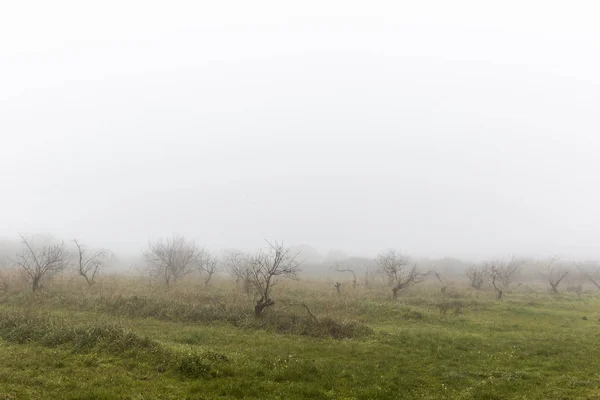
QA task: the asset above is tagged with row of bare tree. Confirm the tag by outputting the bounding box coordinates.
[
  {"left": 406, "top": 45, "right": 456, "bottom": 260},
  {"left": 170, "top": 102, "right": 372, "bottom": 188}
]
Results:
[
  {"left": 0, "top": 235, "right": 302, "bottom": 318},
  {"left": 142, "top": 237, "right": 302, "bottom": 316},
  {"left": 3, "top": 235, "right": 113, "bottom": 292},
  {"left": 464, "top": 255, "right": 600, "bottom": 297},
  {"left": 4, "top": 234, "right": 600, "bottom": 317}
]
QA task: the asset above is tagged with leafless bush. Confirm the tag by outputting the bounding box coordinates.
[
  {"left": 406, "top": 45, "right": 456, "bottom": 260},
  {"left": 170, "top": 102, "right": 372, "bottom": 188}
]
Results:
[
  {"left": 74, "top": 239, "right": 113, "bottom": 288},
  {"left": 249, "top": 241, "right": 302, "bottom": 317},
  {"left": 224, "top": 251, "right": 252, "bottom": 294},
  {"left": 375, "top": 249, "right": 423, "bottom": 299},
  {"left": 14, "top": 235, "right": 69, "bottom": 291},
  {"left": 466, "top": 265, "right": 486, "bottom": 289},
  {"left": 143, "top": 235, "right": 207, "bottom": 286}
]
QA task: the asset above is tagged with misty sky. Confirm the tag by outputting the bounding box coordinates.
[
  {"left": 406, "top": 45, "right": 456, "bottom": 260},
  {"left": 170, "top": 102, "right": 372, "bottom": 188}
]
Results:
[{"left": 1, "top": 1, "right": 600, "bottom": 260}]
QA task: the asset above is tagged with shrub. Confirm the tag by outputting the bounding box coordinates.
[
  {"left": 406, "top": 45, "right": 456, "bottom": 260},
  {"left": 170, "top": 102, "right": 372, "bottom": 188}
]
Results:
[{"left": 248, "top": 312, "right": 372, "bottom": 339}]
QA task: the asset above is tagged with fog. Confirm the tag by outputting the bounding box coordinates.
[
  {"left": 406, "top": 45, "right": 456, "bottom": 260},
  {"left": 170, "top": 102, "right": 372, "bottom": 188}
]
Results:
[{"left": 1, "top": 1, "right": 600, "bottom": 261}]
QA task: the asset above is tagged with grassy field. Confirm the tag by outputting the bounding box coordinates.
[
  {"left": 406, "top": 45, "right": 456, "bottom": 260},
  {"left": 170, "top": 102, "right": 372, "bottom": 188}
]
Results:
[{"left": 1, "top": 277, "right": 599, "bottom": 400}]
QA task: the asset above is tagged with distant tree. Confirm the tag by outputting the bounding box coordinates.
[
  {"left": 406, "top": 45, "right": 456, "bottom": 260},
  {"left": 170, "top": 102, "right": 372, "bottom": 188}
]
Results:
[
  {"left": 577, "top": 262, "right": 600, "bottom": 290},
  {"left": 143, "top": 235, "right": 206, "bottom": 286},
  {"left": 14, "top": 235, "right": 69, "bottom": 291},
  {"left": 496, "top": 256, "right": 523, "bottom": 287},
  {"left": 483, "top": 261, "right": 504, "bottom": 299},
  {"left": 540, "top": 256, "right": 569, "bottom": 293},
  {"left": 376, "top": 249, "right": 423, "bottom": 299},
  {"left": 249, "top": 241, "right": 302, "bottom": 317},
  {"left": 224, "top": 250, "right": 252, "bottom": 294},
  {"left": 73, "top": 239, "right": 112, "bottom": 288},
  {"left": 466, "top": 265, "right": 486, "bottom": 290},
  {"left": 199, "top": 252, "right": 218, "bottom": 285},
  {"left": 480, "top": 256, "right": 524, "bottom": 299}
]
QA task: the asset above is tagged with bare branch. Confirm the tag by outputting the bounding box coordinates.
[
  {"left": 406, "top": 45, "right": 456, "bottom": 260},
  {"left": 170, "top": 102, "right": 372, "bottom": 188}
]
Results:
[
  {"left": 198, "top": 252, "right": 219, "bottom": 285},
  {"left": 466, "top": 265, "right": 486, "bottom": 290},
  {"left": 539, "top": 256, "right": 569, "bottom": 293},
  {"left": 143, "top": 235, "right": 206, "bottom": 286},
  {"left": 249, "top": 241, "right": 302, "bottom": 317},
  {"left": 333, "top": 262, "right": 357, "bottom": 288},
  {"left": 14, "top": 235, "right": 69, "bottom": 291},
  {"left": 576, "top": 262, "right": 600, "bottom": 290},
  {"left": 74, "top": 239, "right": 112, "bottom": 288},
  {"left": 224, "top": 250, "right": 253, "bottom": 294},
  {"left": 375, "top": 249, "right": 424, "bottom": 299}
]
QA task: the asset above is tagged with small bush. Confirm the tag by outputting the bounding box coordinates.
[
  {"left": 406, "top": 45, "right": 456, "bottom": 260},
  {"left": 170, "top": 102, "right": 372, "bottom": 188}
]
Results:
[
  {"left": 98, "top": 295, "right": 248, "bottom": 325},
  {"left": 176, "top": 353, "right": 213, "bottom": 378},
  {"left": 174, "top": 349, "right": 231, "bottom": 379},
  {"left": 249, "top": 312, "right": 372, "bottom": 339}
]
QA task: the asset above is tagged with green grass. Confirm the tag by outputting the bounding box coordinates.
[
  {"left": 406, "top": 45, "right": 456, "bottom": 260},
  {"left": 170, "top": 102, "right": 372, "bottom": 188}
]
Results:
[{"left": 1, "top": 279, "right": 600, "bottom": 399}]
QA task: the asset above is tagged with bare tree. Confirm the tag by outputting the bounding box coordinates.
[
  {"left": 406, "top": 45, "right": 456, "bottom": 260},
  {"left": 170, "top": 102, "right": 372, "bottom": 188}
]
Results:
[
  {"left": 484, "top": 262, "right": 504, "bottom": 299},
  {"left": 466, "top": 265, "right": 486, "bottom": 289},
  {"left": 540, "top": 256, "right": 569, "bottom": 293},
  {"left": 14, "top": 235, "right": 69, "bottom": 291},
  {"left": 496, "top": 256, "right": 523, "bottom": 287},
  {"left": 73, "top": 239, "right": 112, "bottom": 288},
  {"left": 143, "top": 235, "right": 206, "bottom": 286},
  {"left": 333, "top": 262, "right": 357, "bottom": 288},
  {"left": 249, "top": 241, "right": 302, "bottom": 317},
  {"left": 224, "top": 250, "right": 253, "bottom": 294},
  {"left": 376, "top": 249, "right": 423, "bottom": 299},
  {"left": 577, "top": 262, "right": 600, "bottom": 290},
  {"left": 199, "top": 252, "right": 219, "bottom": 285}
]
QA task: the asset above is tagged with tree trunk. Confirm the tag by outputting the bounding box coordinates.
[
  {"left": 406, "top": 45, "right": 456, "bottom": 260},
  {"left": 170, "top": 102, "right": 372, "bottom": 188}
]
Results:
[
  {"left": 254, "top": 298, "right": 275, "bottom": 317},
  {"left": 32, "top": 276, "right": 41, "bottom": 292},
  {"left": 392, "top": 287, "right": 399, "bottom": 300}
]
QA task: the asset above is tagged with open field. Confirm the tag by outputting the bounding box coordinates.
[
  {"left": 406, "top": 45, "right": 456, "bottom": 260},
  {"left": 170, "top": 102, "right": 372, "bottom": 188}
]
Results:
[{"left": 1, "top": 277, "right": 600, "bottom": 400}]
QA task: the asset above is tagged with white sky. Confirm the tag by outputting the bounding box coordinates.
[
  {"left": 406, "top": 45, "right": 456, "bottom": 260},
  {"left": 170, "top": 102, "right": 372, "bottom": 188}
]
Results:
[{"left": 1, "top": 0, "right": 600, "bottom": 259}]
